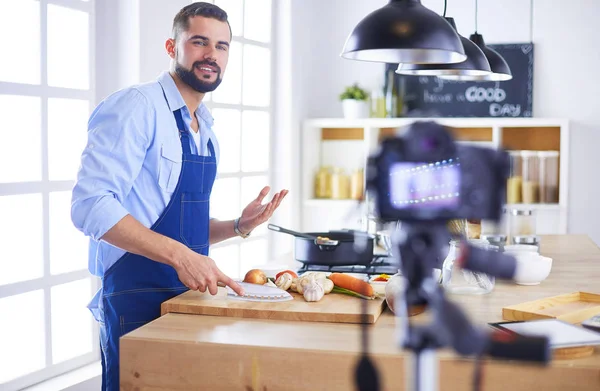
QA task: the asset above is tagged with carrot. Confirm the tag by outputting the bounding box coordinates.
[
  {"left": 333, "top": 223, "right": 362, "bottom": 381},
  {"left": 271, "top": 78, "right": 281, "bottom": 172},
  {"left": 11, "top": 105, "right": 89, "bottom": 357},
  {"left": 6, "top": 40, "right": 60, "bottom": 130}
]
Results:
[{"left": 328, "top": 273, "right": 374, "bottom": 298}]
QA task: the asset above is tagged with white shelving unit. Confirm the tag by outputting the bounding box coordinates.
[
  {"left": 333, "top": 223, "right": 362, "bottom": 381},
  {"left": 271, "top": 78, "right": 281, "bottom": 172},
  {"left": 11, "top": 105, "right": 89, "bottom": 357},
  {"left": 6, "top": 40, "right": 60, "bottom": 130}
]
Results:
[{"left": 300, "top": 117, "right": 570, "bottom": 234}]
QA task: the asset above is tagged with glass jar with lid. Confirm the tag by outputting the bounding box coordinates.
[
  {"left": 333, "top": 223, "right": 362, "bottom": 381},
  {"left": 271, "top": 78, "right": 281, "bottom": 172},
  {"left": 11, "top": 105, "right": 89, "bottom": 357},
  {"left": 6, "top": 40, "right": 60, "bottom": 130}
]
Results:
[
  {"left": 314, "top": 166, "right": 331, "bottom": 198},
  {"left": 538, "top": 151, "right": 560, "bottom": 204},
  {"left": 507, "top": 151, "right": 523, "bottom": 204},
  {"left": 330, "top": 167, "right": 349, "bottom": 199},
  {"left": 349, "top": 168, "right": 364, "bottom": 200},
  {"left": 521, "top": 151, "right": 540, "bottom": 203},
  {"left": 509, "top": 209, "right": 536, "bottom": 238},
  {"left": 441, "top": 239, "right": 495, "bottom": 295}
]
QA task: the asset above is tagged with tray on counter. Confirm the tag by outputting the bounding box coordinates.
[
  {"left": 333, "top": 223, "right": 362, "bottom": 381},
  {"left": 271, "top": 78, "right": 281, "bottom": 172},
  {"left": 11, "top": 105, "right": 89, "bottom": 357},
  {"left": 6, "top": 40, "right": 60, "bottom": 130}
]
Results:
[{"left": 503, "top": 291, "right": 600, "bottom": 324}]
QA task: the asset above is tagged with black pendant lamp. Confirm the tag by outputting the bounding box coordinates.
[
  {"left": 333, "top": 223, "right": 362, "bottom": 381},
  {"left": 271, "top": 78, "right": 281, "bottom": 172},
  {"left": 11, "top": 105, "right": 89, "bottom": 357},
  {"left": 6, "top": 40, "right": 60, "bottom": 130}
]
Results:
[
  {"left": 396, "top": 17, "right": 491, "bottom": 78},
  {"left": 340, "top": 0, "right": 467, "bottom": 65},
  {"left": 440, "top": 0, "right": 512, "bottom": 81}
]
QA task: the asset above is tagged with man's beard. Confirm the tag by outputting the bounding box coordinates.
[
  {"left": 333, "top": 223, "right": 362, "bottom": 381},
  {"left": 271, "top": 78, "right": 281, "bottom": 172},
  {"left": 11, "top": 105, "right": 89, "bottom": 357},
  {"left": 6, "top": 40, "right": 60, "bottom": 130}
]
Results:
[{"left": 175, "top": 60, "right": 223, "bottom": 93}]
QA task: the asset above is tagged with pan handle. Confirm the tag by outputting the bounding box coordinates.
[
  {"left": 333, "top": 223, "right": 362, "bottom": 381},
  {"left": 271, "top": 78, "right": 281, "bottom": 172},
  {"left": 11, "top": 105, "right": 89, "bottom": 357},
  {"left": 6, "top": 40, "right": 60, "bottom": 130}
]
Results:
[{"left": 267, "top": 224, "right": 317, "bottom": 240}]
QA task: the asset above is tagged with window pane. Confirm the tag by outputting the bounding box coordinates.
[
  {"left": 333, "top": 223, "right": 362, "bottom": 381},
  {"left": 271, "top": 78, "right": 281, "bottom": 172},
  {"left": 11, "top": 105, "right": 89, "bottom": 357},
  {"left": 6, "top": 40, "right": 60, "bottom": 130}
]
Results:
[
  {"left": 210, "top": 244, "right": 240, "bottom": 279},
  {"left": 212, "top": 41, "right": 241, "bottom": 104},
  {"left": 0, "top": 290, "right": 45, "bottom": 383},
  {"left": 210, "top": 177, "right": 240, "bottom": 220},
  {"left": 0, "top": 95, "right": 42, "bottom": 183},
  {"left": 241, "top": 110, "right": 269, "bottom": 172},
  {"left": 49, "top": 192, "right": 88, "bottom": 275},
  {"left": 244, "top": 0, "right": 272, "bottom": 42},
  {"left": 214, "top": 0, "right": 243, "bottom": 37},
  {"left": 212, "top": 108, "right": 241, "bottom": 173},
  {"left": 47, "top": 5, "right": 89, "bottom": 89},
  {"left": 0, "top": 0, "right": 40, "bottom": 84},
  {"left": 51, "top": 279, "right": 93, "bottom": 364},
  {"left": 240, "top": 239, "right": 268, "bottom": 274},
  {"left": 241, "top": 175, "right": 269, "bottom": 235},
  {"left": 48, "top": 98, "right": 89, "bottom": 181},
  {"left": 0, "top": 194, "right": 43, "bottom": 285},
  {"left": 242, "top": 45, "right": 270, "bottom": 106}
]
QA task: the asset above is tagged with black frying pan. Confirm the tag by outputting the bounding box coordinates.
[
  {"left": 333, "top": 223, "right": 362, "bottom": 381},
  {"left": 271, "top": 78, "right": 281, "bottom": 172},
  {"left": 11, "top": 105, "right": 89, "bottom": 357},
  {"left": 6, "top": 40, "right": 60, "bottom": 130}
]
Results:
[{"left": 268, "top": 224, "right": 374, "bottom": 266}]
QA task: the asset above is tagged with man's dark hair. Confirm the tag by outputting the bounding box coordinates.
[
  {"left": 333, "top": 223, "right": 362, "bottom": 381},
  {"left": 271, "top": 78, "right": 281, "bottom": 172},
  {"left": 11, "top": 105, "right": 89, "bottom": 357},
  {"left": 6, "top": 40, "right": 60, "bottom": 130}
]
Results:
[{"left": 172, "top": 2, "right": 231, "bottom": 41}]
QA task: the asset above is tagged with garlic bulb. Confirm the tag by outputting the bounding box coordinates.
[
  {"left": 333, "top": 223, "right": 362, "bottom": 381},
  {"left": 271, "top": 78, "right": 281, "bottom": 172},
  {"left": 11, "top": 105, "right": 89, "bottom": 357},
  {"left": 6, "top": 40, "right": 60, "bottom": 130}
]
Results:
[
  {"left": 275, "top": 272, "right": 293, "bottom": 291},
  {"left": 303, "top": 278, "right": 325, "bottom": 302},
  {"left": 320, "top": 278, "right": 334, "bottom": 294},
  {"left": 299, "top": 276, "right": 313, "bottom": 290}
]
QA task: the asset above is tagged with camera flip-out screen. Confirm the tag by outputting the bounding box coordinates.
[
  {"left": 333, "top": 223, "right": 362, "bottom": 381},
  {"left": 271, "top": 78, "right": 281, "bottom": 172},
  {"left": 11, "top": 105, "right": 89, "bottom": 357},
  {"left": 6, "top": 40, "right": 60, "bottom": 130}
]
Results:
[{"left": 389, "top": 160, "right": 460, "bottom": 211}]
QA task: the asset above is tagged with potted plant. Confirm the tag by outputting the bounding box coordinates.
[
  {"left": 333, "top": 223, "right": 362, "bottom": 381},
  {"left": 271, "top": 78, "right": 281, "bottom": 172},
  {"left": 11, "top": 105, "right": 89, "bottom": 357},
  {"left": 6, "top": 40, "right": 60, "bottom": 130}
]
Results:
[{"left": 339, "top": 83, "right": 369, "bottom": 119}]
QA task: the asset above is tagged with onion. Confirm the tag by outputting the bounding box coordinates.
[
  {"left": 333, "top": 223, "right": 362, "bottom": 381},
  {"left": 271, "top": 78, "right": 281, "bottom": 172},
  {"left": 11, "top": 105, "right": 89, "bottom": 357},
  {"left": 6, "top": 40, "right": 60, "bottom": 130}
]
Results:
[
  {"left": 385, "top": 274, "right": 426, "bottom": 316},
  {"left": 243, "top": 269, "right": 267, "bottom": 285}
]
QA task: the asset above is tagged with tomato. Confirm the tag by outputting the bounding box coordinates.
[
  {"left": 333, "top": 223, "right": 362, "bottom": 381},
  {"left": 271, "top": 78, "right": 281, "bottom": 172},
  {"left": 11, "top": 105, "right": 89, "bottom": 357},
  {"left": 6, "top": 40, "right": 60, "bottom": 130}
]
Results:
[
  {"left": 372, "top": 274, "right": 391, "bottom": 282},
  {"left": 275, "top": 270, "right": 298, "bottom": 280}
]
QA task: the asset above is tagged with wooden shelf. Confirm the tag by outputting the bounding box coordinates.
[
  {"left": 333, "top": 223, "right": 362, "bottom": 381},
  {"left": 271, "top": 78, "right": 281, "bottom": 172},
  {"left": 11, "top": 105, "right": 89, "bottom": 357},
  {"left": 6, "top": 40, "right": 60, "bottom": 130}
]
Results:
[
  {"left": 449, "top": 126, "right": 493, "bottom": 142},
  {"left": 321, "top": 128, "right": 363, "bottom": 140},
  {"left": 502, "top": 126, "right": 561, "bottom": 151},
  {"left": 301, "top": 118, "right": 570, "bottom": 234}
]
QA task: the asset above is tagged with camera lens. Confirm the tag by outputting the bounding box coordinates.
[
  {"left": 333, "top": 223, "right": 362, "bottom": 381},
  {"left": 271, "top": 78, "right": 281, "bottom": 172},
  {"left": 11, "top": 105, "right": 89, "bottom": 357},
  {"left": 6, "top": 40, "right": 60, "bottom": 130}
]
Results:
[{"left": 421, "top": 136, "right": 439, "bottom": 152}]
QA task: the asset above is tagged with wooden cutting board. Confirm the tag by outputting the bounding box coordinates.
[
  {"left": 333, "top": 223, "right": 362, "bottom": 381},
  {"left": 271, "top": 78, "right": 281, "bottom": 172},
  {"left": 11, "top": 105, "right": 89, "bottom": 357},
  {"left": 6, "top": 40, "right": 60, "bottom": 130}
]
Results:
[{"left": 161, "top": 287, "right": 387, "bottom": 324}]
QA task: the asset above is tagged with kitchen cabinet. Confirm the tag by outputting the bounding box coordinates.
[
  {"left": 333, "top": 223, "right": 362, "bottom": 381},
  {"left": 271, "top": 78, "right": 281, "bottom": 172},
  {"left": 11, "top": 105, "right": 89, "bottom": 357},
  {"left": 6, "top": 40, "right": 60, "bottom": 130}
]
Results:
[{"left": 300, "top": 117, "right": 570, "bottom": 234}]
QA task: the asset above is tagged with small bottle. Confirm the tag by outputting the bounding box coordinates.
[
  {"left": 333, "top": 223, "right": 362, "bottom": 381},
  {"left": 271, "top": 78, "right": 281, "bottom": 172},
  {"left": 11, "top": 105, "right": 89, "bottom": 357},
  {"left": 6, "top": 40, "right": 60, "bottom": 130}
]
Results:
[
  {"left": 384, "top": 65, "right": 398, "bottom": 118},
  {"left": 370, "top": 89, "right": 386, "bottom": 118}
]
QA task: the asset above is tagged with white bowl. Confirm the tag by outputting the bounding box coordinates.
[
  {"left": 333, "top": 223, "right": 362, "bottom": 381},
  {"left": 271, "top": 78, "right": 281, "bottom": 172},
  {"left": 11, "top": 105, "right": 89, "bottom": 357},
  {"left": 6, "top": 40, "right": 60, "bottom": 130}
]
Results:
[
  {"left": 505, "top": 244, "right": 539, "bottom": 254},
  {"left": 369, "top": 280, "right": 388, "bottom": 296},
  {"left": 513, "top": 253, "right": 553, "bottom": 285}
]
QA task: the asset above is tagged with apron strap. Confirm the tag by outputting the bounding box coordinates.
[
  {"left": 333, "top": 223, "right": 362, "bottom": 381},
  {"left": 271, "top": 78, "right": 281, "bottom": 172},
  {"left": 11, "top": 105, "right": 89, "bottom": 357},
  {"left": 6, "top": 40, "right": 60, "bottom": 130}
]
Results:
[
  {"left": 174, "top": 108, "right": 216, "bottom": 157},
  {"left": 207, "top": 139, "right": 216, "bottom": 158},
  {"left": 174, "top": 109, "right": 192, "bottom": 155}
]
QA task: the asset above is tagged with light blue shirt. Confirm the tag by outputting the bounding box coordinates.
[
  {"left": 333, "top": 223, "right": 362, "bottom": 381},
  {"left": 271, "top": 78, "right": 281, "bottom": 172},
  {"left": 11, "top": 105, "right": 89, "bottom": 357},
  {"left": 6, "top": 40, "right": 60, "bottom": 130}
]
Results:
[{"left": 71, "top": 71, "right": 220, "bottom": 278}]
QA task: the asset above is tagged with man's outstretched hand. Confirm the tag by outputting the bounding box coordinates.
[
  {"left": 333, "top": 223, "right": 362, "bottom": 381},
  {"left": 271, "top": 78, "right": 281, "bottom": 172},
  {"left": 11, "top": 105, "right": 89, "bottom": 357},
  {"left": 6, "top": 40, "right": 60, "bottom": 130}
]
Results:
[{"left": 238, "top": 186, "right": 288, "bottom": 234}]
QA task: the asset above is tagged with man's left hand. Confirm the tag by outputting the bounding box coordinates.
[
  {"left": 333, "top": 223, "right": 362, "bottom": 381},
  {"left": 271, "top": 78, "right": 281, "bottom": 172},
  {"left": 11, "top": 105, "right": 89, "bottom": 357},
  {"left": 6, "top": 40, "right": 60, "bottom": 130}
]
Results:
[{"left": 238, "top": 186, "right": 288, "bottom": 234}]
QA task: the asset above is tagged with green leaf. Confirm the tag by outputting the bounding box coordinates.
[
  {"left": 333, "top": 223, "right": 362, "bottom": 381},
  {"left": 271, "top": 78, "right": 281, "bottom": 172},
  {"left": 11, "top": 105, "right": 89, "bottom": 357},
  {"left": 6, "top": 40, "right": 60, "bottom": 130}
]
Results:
[
  {"left": 339, "top": 83, "right": 368, "bottom": 101},
  {"left": 331, "top": 286, "right": 376, "bottom": 300}
]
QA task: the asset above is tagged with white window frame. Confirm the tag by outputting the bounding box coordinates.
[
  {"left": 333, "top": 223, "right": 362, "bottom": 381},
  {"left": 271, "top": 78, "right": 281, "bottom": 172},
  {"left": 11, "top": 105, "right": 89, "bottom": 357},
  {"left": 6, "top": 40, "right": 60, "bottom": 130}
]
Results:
[
  {"left": 0, "top": 1, "right": 99, "bottom": 390},
  {"left": 206, "top": 0, "right": 275, "bottom": 277}
]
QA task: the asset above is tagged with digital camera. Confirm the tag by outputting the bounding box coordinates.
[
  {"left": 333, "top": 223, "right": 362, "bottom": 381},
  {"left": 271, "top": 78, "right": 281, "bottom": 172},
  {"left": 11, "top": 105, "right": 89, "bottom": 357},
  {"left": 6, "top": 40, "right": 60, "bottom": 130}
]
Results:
[{"left": 366, "top": 121, "right": 510, "bottom": 223}]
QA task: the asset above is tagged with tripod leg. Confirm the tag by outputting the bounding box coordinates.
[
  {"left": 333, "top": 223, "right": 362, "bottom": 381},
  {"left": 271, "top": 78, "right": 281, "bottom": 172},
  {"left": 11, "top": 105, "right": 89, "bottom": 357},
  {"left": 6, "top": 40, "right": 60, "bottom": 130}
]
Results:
[{"left": 408, "top": 349, "right": 437, "bottom": 391}]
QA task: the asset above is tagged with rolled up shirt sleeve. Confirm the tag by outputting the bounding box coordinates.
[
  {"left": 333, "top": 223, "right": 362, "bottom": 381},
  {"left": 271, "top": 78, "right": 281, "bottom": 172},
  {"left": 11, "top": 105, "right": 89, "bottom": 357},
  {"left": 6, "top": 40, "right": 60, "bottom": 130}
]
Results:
[{"left": 71, "top": 88, "right": 152, "bottom": 241}]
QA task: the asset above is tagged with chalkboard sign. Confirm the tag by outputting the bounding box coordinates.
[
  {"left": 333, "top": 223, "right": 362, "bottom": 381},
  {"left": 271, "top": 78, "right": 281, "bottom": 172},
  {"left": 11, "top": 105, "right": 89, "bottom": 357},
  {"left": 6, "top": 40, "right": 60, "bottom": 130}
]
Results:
[{"left": 395, "top": 43, "right": 534, "bottom": 117}]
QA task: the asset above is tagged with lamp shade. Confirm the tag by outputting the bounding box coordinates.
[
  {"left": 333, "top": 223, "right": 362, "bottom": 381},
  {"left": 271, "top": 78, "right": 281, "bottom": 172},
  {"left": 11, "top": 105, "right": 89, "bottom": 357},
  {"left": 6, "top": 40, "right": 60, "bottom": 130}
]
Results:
[
  {"left": 441, "top": 33, "right": 512, "bottom": 81},
  {"left": 395, "top": 17, "right": 491, "bottom": 78},
  {"left": 341, "top": 0, "right": 466, "bottom": 64}
]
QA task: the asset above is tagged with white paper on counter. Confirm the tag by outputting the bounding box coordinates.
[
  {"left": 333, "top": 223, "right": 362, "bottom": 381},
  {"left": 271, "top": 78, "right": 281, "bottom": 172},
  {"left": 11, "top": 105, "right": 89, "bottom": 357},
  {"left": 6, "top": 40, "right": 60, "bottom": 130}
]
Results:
[{"left": 492, "top": 319, "right": 600, "bottom": 348}]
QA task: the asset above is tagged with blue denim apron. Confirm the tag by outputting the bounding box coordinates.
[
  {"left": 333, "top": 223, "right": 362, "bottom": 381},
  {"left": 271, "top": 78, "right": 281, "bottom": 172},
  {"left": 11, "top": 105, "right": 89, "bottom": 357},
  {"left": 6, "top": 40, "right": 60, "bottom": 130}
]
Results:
[{"left": 98, "top": 108, "right": 216, "bottom": 390}]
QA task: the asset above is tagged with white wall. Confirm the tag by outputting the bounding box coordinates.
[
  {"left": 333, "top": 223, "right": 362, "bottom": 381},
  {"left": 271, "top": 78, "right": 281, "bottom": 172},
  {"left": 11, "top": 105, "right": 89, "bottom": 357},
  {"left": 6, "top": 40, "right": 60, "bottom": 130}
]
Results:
[
  {"left": 95, "top": 0, "right": 141, "bottom": 103},
  {"left": 94, "top": 0, "right": 600, "bottom": 246},
  {"left": 290, "top": 0, "right": 600, "bottom": 244}
]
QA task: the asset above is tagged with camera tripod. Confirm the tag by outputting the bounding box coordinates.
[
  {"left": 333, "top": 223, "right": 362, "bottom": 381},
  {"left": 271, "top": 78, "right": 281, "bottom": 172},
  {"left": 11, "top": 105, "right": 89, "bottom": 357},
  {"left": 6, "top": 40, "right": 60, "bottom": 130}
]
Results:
[{"left": 355, "top": 221, "right": 550, "bottom": 391}]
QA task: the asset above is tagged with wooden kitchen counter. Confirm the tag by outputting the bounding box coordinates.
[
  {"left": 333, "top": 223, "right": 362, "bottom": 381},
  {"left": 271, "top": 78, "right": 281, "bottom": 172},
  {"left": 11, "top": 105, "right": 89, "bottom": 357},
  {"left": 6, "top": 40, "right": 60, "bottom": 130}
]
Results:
[{"left": 121, "top": 235, "right": 600, "bottom": 390}]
